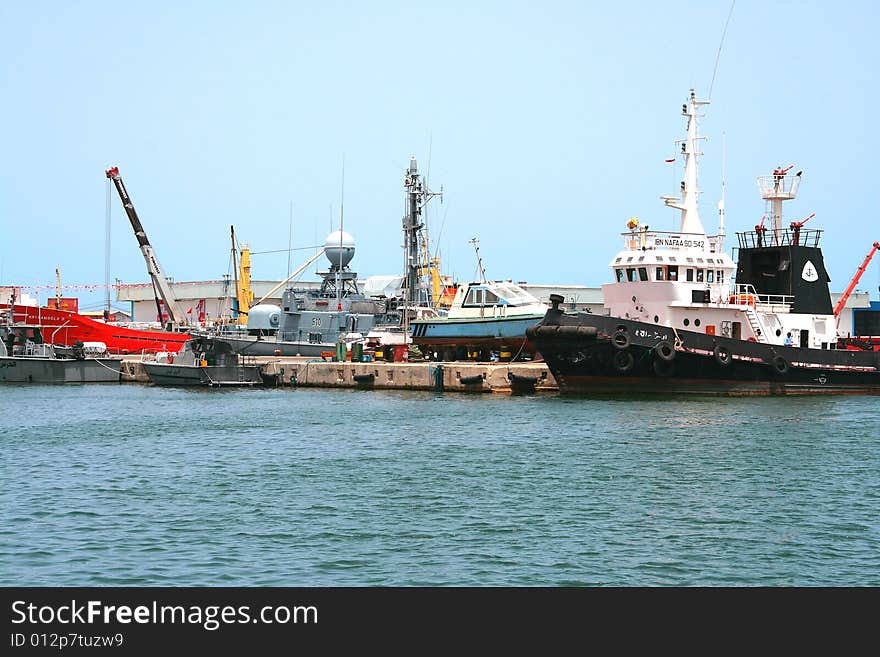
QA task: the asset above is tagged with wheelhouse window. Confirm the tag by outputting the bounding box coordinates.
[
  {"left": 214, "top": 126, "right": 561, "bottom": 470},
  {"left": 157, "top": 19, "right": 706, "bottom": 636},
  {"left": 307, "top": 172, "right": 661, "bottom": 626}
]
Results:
[
  {"left": 707, "top": 270, "right": 714, "bottom": 283},
  {"left": 696, "top": 269, "right": 705, "bottom": 283},
  {"left": 668, "top": 266, "right": 679, "bottom": 281},
  {"left": 656, "top": 267, "right": 665, "bottom": 281},
  {"left": 616, "top": 269, "right": 625, "bottom": 282},
  {"left": 483, "top": 290, "right": 499, "bottom": 305},
  {"left": 686, "top": 269, "right": 694, "bottom": 282},
  {"left": 717, "top": 270, "right": 724, "bottom": 283},
  {"left": 638, "top": 267, "right": 648, "bottom": 282},
  {"left": 627, "top": 268, "right": 637, "bottom": 282},
  {"left": 464, "top": 287, "right": 484, "bottom": 306}
]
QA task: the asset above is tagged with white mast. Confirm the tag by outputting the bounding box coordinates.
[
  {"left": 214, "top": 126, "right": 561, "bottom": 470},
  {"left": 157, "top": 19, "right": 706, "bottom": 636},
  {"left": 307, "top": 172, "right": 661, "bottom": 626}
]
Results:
[
  {"left": 663, "top": 89, "right": 709, "bottom": 236},
  {"left": 718, "top": 132, "right": 726, "bottom": 242},
  {"left": 758, "top": 164, "right": 800, "bottom": 241}
]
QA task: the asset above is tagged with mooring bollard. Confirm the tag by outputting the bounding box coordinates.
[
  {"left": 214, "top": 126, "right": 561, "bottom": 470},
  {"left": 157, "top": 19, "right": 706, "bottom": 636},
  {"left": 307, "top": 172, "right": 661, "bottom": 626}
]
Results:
[{"left": 432, "top": 363, "right": 444, "bottom": 392}]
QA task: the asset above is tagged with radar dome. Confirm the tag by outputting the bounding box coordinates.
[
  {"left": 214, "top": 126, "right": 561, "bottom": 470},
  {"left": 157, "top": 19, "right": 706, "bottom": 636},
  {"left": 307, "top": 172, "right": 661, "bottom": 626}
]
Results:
[
  {"left": 324, "top": 230, "right": 355, "bottom": 268},
  {"left": 246, "top": 304, "right": 281, "bottom": 331}
]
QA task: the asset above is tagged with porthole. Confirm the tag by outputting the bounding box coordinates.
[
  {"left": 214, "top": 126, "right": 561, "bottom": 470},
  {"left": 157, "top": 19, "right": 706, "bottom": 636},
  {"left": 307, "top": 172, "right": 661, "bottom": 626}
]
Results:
[
  {"left": 654, "top": 315, "right": 659, "bottom": 323},
  {"left": 683, "top": 318, "right": 690, "bottom": 326},
  {"left": 776, "top": 329, "right": 782, "bottom": 337},
  {"left": 695, "top": 319, "right": 701, "bottom": 327}
]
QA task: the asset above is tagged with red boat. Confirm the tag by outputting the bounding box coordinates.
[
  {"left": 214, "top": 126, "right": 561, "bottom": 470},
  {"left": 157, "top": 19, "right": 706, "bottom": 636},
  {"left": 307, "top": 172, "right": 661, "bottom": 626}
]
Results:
[{"left": 0, "top": 304, "right": 190, "bottom": 354}]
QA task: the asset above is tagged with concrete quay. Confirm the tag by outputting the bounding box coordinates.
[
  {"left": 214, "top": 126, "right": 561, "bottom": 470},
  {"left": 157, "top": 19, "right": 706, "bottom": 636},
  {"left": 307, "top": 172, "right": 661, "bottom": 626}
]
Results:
[{"left": 120, "top": 356, "right": 558, "bottom": 393}]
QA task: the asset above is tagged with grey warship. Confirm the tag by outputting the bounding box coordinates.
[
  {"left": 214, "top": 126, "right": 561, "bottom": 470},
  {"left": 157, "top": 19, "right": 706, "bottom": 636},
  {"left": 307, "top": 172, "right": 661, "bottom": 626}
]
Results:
[{"left": 211, "top": 230, "right": 395, "bottom": 357}]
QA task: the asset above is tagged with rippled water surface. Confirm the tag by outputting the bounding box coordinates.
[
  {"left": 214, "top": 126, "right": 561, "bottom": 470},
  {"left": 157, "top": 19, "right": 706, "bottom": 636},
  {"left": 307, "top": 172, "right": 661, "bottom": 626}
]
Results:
[{"left": 1, "top": 385, "right": 878, "bottom": 585}]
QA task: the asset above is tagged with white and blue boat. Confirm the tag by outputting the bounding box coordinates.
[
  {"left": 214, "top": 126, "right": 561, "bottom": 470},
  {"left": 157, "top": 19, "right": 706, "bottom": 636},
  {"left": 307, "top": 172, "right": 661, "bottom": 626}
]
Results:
[{"left": 410, "top": 280, "right": 548, "bottom": 361}]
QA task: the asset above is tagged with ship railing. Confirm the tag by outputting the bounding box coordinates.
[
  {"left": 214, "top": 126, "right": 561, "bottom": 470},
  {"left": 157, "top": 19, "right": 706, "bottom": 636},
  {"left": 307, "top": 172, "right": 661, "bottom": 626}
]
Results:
[
  {"left": 757, "top": 174, "right": 801, "bottom": 200},
  {"left": 729, "top": 284, "right": 793, "bottom": 310},
  {"left": 23, "top": 342, "right": 54, "bottom": 357},
  {"left": 736, "top": 228, "right": 822, "bottom": 249},
  {"left": 620, "top": 230, "right": 725, "bottom": 253}
]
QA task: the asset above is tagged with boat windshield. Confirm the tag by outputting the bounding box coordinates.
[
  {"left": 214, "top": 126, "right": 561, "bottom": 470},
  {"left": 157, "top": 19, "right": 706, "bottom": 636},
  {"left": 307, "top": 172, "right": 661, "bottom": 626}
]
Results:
[
  {"left": 462, "top": 283, "right": 541, "bottom": 307},
  {"left": 489, "top": 283, "right": 540, "bottom": 306}
]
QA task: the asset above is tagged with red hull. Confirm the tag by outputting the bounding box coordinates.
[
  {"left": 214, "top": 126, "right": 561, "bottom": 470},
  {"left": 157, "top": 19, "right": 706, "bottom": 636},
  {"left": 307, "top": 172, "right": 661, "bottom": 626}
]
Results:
[{"left": 1, "top": 305, "right": 190, "bottom": 354}]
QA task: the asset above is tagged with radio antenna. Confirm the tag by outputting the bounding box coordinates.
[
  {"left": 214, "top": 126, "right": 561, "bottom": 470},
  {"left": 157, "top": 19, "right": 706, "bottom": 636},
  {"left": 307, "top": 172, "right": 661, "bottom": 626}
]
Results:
[{"left": 708, "top": 0, "right": 736, "bottom": 100}]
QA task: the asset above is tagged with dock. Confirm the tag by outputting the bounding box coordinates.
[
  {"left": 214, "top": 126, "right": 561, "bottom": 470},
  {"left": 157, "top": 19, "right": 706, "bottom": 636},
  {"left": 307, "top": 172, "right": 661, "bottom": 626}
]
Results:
[{"left": 120, "top": 357, "right": 558, "bottom": 393}]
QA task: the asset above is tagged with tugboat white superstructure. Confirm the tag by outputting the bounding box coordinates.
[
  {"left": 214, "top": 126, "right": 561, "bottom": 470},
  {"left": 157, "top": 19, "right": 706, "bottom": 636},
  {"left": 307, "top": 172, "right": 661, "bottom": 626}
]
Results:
[{"left": 529, "top": 89, "right": 880, "bottom": 394}]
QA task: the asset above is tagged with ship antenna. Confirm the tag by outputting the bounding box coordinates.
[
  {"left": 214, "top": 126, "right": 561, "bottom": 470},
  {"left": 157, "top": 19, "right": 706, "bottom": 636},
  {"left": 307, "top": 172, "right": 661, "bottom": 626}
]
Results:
[
  {"left": 105, "top": 176, "right": 112, "bottom": 315},
  {"left": 718, "top": 132, "right": 726, "bottom": 241},
  {"left": 287, "top": 201, "right": 294, "bottom": 278},
  {"left": 469, "top": 237, "right": 486, "bottom": 283},
  {"left": 708, "top": 0, "right": 736, "bottom": 100},
  {"left": 337, "top": 156, "right": 345, "bottom": 313},
  {"left": 432, "top": 201, "right": 451, "bottom": 261}
]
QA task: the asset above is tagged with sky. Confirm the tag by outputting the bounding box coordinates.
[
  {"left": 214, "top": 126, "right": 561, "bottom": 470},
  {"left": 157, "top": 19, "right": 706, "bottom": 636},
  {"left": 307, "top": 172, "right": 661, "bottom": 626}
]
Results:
[{"left": 1, "top": 1, "right": 879, "bottom": 311}]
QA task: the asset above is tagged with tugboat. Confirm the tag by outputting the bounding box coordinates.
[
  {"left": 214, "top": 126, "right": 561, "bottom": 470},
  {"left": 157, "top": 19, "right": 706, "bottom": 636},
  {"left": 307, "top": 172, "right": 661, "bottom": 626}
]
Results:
[{"left": 528, "top": 89, "right": 880, "bottom": 395}]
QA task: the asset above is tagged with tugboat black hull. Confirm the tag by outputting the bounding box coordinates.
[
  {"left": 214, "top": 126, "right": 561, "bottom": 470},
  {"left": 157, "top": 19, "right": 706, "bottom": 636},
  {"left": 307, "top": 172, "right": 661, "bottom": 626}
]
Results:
[{"left": 529, "top": 309, "right": 880, "bottom": 396}]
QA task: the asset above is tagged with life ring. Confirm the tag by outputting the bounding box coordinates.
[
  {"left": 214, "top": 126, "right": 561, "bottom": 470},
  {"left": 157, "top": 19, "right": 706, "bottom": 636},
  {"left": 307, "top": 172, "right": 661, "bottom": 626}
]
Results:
[
  {"left": 713, "top": 344, "right": 732, "bottom": 366},
  {"left": 653, "top": 357, "right": 674, "bottom": 377},
  {"left": 655, "top": 340, "right": 675, "bottom": 361},
  {"left": 772, "top": 355, "right": 789, "bottom": 375},
  {"left": 612, "top": 330, "right": 630, "bottom": 350},
  {"left": 613, "top": 350, "right": 635, "bottom": 372}
]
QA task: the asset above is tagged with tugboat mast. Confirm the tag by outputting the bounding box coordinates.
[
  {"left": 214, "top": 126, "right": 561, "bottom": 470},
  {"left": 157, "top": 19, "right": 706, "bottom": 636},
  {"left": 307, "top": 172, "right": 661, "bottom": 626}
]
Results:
[
  {"left": 758, "top": 164, "right": 801, "bottom": 242},
  {"left": 663, "top": 89, "right": 710, "bottom": 236}
]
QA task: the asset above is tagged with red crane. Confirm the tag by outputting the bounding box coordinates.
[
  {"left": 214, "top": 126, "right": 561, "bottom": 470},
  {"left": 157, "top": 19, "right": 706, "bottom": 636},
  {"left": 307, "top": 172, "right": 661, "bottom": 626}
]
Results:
[{"left": 833, "top": 241, "right": 880, "bottom": 317}]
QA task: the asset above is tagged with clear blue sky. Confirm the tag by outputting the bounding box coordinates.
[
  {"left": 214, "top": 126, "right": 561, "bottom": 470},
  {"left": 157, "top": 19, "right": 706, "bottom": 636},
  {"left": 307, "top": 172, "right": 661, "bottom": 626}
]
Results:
[{"left": 2, "top": 1, "right": 878, "bottom": 310}]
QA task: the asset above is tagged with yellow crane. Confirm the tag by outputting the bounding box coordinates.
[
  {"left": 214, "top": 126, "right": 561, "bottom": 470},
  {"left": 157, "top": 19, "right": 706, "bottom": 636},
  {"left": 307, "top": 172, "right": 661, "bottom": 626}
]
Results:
[
  {"left": 417, "top": 219, "right": 454, "bottom": 310},
  {"left": 231, "top": 226, "right": 253, "bottom": 326}
]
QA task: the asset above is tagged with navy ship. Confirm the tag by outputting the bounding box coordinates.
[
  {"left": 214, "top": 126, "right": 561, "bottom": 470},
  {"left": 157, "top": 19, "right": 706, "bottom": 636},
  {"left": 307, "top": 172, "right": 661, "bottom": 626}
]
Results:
[
  {"left": 212, "top": 230, "right": 394, "bottom": 356},
  {"left": 529, "top": 89, "right": 880, "bottom": 395},
  {"left": 206, "top": 156, "right": 443, "bottom": 357}
]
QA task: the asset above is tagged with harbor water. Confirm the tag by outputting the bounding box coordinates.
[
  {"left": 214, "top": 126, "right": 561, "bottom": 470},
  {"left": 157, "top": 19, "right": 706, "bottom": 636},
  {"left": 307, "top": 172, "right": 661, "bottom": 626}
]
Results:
[{"left": 1, "top": 385, "right": 878, "bottom": 586}]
